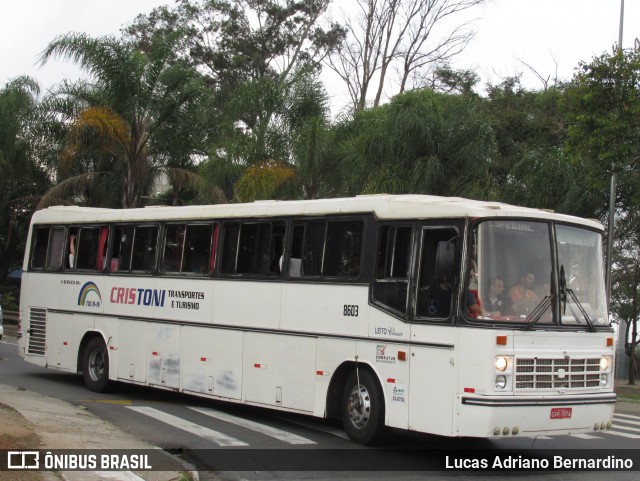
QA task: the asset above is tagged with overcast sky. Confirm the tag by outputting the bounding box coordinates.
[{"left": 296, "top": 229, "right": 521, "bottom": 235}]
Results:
[{"left": 1, "top": 0, "right": 638, "bottom": 106}]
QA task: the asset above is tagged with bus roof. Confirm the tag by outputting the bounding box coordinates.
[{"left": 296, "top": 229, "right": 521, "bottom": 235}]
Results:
[{"left": 30, "top": 195, "right": 603, "bottom": 230}]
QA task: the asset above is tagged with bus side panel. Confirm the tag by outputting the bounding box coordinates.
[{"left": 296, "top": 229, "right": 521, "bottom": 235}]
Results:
[
  {"left": 357, "top": 340, "right": 411, "bottom": 430},
  {"left": 280, "top": 284, "right": 369, "bottom": 336},
  {"left": 155, "top": 278, "right": 214, "bottom": 324},
  {"left": 25, "top": 274, "right": 61, "bottom": 309},
  {"left": 148, "top": 323, "right": 181, "bottom": 389},
  {"left": 117, "top": 319, "right": 148, "bottom": 384},
  {"left": 105, "top": 277, "right": 160, "bottom": 321},
  {"left": 46, "top": 312, "right": 85, "bottom": 371},
  {"left": 244, "top": 332, "right": 316, "bottom": 412},
  {"left": 94, "top": 316, "right": 119, "bottom": 380},
  {"left": 314, "top": 338, "right": 356, "bottom": 417},
  {"left": 408, "top": 324, "right": 457, "bottom": 436},
  {"left": 181, "top": 326, "right": 243, "bottom": 400},
  {"left": 213, "top": 281, "right": 281, "bottom": 329},
  {"left": 22, "top": 274, "right": 60, "bottom": 366}
]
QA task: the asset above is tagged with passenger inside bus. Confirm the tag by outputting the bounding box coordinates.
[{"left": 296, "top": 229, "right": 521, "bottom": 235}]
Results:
[
  {"left": 482, "top": 277, "right": 512, "bottom": 317},
  {"left": 509, "top": 271, "right": 540, "bottom": 315},
  {"left": 68, "top": 232, "right": 77, "bottom": 268}
]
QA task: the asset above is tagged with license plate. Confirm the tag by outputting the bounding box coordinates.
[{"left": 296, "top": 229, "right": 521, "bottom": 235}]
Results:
[{"left": 550, "top": 408, "right": 572, "bottom": 419}]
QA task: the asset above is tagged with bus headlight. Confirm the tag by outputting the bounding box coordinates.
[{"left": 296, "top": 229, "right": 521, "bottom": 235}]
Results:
[
  {"left": 495, "top": 357, "right": 508, "bottom": 372},
  {"left": 495, "top": 375, "right": 507, "bottom": 390},
  {"left": 600, "top": 356, "right": 611, "bottom": 371}
]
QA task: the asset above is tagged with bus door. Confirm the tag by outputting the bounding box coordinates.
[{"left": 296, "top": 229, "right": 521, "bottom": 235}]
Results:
[{"left": 408, "top": 225, "right": 461, "bottom": 436}]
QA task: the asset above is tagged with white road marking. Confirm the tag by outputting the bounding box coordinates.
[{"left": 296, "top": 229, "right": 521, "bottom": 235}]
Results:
[
  {"left": 606, "top": 430, "right": 640, "bottom": 439},
  {"left": 609, "top": 424, "right": 640, "bottom": 434},
  {"left": 569, "top": 433, "right": 602, "bottom": 440},
  {"left": 126, "top": 406, "right": 248, "bottom": 447},
  {"left": 189, "top": 406, "right": 316, "bottom": 445}
]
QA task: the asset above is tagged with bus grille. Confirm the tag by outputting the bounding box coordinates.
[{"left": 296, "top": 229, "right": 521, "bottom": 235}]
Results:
[
  {"left": 27, "top": 308, "right": 47, "bottom": 356},
  {"left": 515, "top": 357, "right": 601, "bottom": 390}
]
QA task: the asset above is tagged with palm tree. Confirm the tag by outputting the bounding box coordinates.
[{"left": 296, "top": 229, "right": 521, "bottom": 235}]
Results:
[
  {"left": 0, "top": 77, "right": 51, "bottom": 279},
  {"left": 38, "top": 32, "right": 220, "bottom": 208}
]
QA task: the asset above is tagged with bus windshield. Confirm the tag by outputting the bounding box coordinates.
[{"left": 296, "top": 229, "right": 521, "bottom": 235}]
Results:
[{"left": 470, "top": 220, "right": 609, "bottom": 327}]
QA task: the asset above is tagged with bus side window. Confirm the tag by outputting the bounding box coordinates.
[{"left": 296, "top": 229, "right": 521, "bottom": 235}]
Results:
[
  {"left": 221, "top": 222, "right": 284, "bottom": 276},
  {"left": 183, "top": 224, "right": 214, "bottom": 274},
  {"left": 112, "top": 225, "right": 134, "bottom": 272},
  {"left": 31, "top": 227, "right": 65, "bottom": 270},
  {"left": 373, "top": 225, "right": 412, "bottom": 314},
  {"left": 163, "top": 225, "right": 186, "bottom": 273},
  {"left": 295, "top": 220, "right": 363, "bottom": 278},
  {"left": 76, "top": 227, "right": 102, "bottom": 270},
  {"left": 301, "top": 221, "right": 325, "bottom": 276},
  {"left": 324, "top": 220, "right": 363, "bottom": 277},
  {"left": 288, "top": 223, "right": 306, "bottom": 277},
  {"left": 131, "top": 226, "right": 159, "bottom": 272}
]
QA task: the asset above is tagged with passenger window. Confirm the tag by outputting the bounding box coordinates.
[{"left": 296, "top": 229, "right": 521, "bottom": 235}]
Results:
[
  {"left": 221, "top": 222, "right": 285, "bottom": 275},
  {"left": 184, "top": 224, "right": 215, "bottom": 274},
  {"left": 111, "top": 225, "right": 158, "bottom": 273},
  {"left": 76, "top": 228, "right": 101, "bottom": 270},
  {"left": 162, "top": 224, "right": 215, "bottom": 274},
  {"left": 292, "top": 220, "right": 364, "bottom": 278},
  {"left": 374, "top": 225, "right": 412, "bottom": 314},
  {"left": 112, "top": 226, "right": 134, "bottom": 272},
  {"left": 131, "top": 226, "right": 159, "bottom": 271},
  {"left": 31, "top": 227, "right": 65, "bottom": 270},
  {"left": 163, "top": 225, "right": 186, "bottom": 272}
]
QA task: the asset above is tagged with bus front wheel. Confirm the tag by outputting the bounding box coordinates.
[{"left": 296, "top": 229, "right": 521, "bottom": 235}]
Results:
[
  {"left": 82, "top": 337, "right": 111, "bottom": 392},
  {"left": 341, "top": 369, "right": 386, "bottom": 445}
]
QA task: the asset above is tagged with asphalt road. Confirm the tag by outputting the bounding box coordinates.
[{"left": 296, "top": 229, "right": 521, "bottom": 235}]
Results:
[{"left": 1, "top": 333, "right": 640, "bottom": 480}]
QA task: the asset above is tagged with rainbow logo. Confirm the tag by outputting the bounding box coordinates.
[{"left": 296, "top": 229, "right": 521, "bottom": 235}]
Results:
[{"left": 78, "top": 281, "right": 102, "bottom": 307}]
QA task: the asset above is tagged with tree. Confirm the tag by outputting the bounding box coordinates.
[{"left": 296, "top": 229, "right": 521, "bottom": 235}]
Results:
[
  {"left": 328, "top": 0, "right": 485, "bottom": 112},
  {"left": 127, "top": 1, "right": 346, "bottom": 202},
  {"left": 479, "top": 77, "right": 598, "bottom": 214},
  {"left": 127, "top": 0, "right": 344, "bottom": 161},
  {"left": 38, "top": 32, "right": 214, "bottom": 208},
  {"left": 564, "top": 45, "right": 640, "bottom": 219},
  {"left": 337, "top": 88, "right": 495, "bottom": 197},
  {"left": 564, "top": 44, "right": 640, "bottom": 383},
  {"left": 611, "top": 229, "right": 640, "bottom": 384},
  {"left": 0, "top": 77, "right": 51, "bottom": 280}
]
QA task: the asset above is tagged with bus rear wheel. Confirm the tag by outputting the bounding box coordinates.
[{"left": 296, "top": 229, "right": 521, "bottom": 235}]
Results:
[
  {"left": 82, "top": 337, "right": 112, "bottom": 392},
  {"left": 341, "top": 369, "right": 386, "bottom": 445}
]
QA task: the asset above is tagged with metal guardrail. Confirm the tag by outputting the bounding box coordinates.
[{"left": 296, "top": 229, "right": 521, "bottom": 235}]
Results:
[{"left": 3, "top": 310, "right": 19, "bottom": 324}]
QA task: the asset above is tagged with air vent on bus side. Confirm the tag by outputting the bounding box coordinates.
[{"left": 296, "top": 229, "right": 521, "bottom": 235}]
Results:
[{"left": 27, "top": 307, "right": 47, "bottom": 356}]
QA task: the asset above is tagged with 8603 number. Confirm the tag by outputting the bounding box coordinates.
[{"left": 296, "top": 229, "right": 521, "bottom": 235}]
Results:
[{"left": 343, "top": 304, "right": 359, "bottom": 317}]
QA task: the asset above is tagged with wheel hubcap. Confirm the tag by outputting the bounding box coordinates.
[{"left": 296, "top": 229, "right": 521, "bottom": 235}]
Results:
[
  {"left": 88, "top": 349, "right": 105, "bottom": 382},
  {"left": 347, "top": 384, "right": 371, "bottom": 429}
]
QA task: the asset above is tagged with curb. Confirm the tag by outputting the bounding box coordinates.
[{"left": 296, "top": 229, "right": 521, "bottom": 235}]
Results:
[{"left": 0, "top": 384, "right": 197, "bottom": 481}]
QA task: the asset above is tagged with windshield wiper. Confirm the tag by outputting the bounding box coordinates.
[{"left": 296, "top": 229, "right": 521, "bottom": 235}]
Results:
[
  {"left": 559, "top": 265, "right": 596, "bottom": 332},
  {"left": 564, "top": 288, "right": 596, "bottom": 332},
  {"left": 524, "top": 295, "right": 552, "bottom": 330}
]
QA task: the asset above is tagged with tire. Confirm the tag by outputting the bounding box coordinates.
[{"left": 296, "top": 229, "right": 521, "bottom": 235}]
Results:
[
  {"left": 341, "top": 368, "right": 386, "bottom": 445},
  {"left": 82, "top": 337, "right": 112, "bottom": 392}
]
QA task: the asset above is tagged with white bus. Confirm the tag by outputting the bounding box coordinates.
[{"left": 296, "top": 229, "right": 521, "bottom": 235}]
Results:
[{"left": 17, "top": 195, "right": 615, "bottom": 444}]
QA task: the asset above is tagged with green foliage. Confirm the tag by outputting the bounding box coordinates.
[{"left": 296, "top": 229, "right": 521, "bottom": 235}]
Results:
[
  {"left": 234, "top": 160, "right": 296, "bottom": 202},
  {"left": 337, "top": 89, "right": 495, "bottom": 198},
  {"left": 128, "top": 0, "right": 343, "bottom": 201},
  {"left": 0, "top": 287, "right": 18, "bottom": 312},
  {"left": 564, "top": 46, "right": 640, "bottom": 219},
  {"left": 39, "top": 32, "right": 213, "bottom": 208},
  {"left": 0, "top": 77, "right": 51, "bottom": 282}
]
